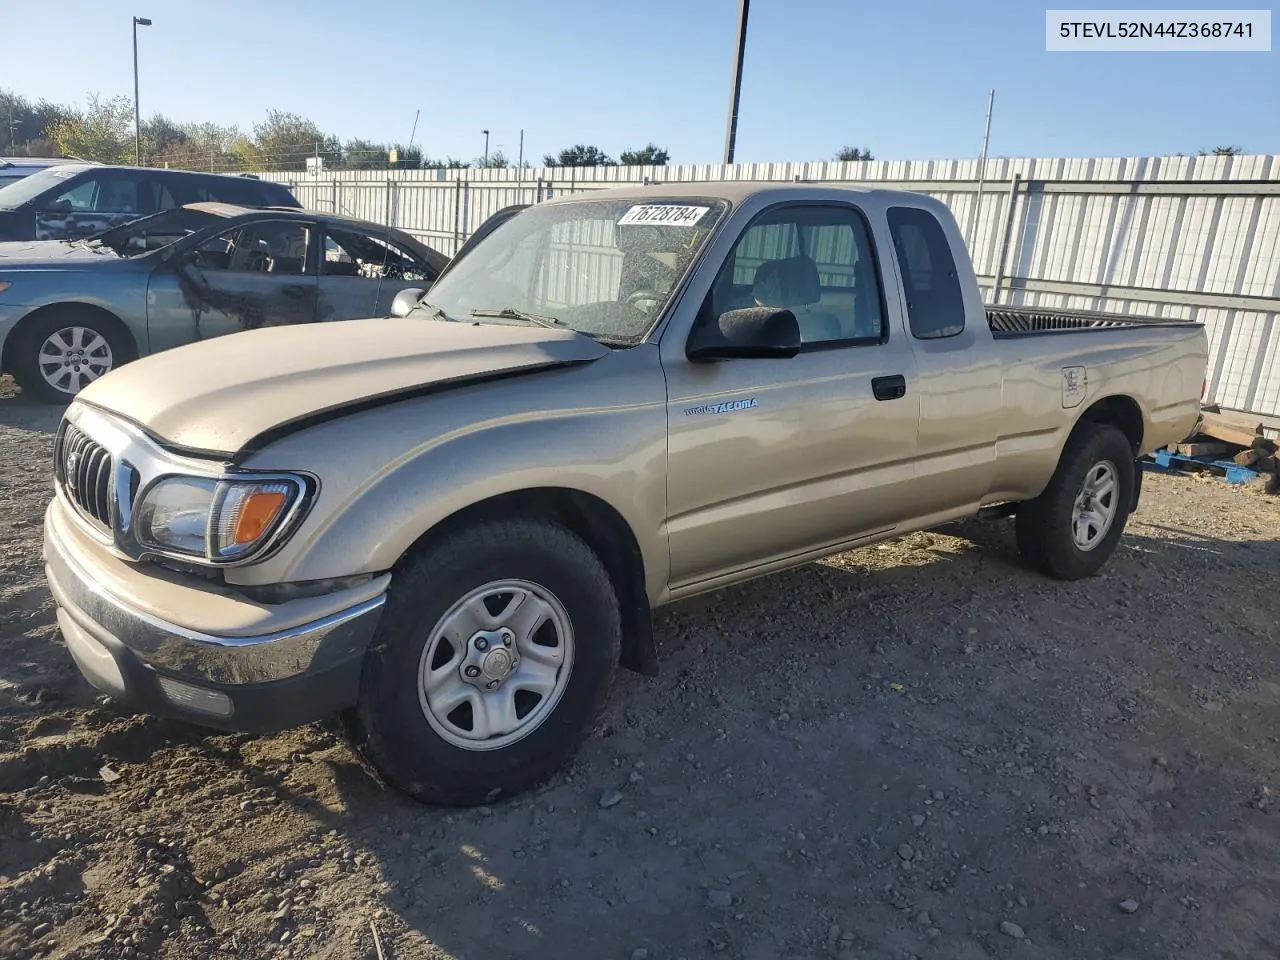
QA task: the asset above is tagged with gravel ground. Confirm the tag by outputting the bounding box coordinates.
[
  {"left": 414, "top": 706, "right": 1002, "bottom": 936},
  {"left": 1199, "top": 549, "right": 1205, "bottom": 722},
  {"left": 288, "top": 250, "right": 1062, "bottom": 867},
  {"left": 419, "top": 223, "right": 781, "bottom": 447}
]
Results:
[{"left": 2, "top": 374, "right": 1279, "bottom": 960}]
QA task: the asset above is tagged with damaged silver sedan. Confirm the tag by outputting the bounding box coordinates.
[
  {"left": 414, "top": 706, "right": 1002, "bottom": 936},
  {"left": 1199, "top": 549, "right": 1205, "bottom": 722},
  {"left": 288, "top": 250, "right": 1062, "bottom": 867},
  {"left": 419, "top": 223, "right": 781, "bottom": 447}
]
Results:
[{"left": 0, "top": 202, "right": 449, "bottom": 403}]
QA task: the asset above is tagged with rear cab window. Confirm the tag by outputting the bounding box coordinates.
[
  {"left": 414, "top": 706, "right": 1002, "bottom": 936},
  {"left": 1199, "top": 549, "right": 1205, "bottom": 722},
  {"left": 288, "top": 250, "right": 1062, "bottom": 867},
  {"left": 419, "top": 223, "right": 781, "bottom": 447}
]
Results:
[{"left": 886, "top": 206, "right": 965, "bottom": 339}]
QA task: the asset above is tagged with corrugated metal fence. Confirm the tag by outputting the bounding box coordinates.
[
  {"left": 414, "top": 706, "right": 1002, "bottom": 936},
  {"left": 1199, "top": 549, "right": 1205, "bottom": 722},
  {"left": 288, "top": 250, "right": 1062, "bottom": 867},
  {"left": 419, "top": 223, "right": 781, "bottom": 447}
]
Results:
[{"left": 258, "top": 154, "right": 1280, "bottom": 420}]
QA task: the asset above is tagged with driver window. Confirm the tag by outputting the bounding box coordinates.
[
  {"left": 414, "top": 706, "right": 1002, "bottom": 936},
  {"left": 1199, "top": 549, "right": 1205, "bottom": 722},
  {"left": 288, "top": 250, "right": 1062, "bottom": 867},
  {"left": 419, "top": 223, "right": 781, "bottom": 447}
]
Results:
[
  {"left": 704, "top": 205, "right": 885, "bottom": 346},
  {"left": 195, "top": 222, "right": 311, "bottom": 275}
]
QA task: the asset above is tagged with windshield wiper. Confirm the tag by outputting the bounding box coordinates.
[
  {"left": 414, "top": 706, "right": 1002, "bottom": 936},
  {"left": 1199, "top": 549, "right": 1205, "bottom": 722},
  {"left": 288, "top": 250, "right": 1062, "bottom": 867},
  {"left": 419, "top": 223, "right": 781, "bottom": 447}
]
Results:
[
  {"left": 470, "top": 306, "right": 563, "bottom": 328},
  {"left": 416, "top": 301, "right": 456, "bottom": 322}
]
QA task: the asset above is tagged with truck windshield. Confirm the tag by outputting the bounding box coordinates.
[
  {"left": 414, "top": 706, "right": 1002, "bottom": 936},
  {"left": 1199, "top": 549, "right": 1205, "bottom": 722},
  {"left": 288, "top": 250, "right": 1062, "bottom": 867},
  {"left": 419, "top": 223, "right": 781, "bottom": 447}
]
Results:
[{"left": 424, "top": 198, "right": 727, "bottom": 344}]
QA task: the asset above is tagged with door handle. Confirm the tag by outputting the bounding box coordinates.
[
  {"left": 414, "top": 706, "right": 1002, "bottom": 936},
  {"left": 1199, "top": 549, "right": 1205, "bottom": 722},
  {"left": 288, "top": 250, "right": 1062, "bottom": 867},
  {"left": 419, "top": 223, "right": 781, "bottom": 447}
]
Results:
[
  {"left": 281, "top": 285, "right": 309, "bottom": 300},
  {"left": 872, "top": 375, "right": 907, "bottom": 401}
]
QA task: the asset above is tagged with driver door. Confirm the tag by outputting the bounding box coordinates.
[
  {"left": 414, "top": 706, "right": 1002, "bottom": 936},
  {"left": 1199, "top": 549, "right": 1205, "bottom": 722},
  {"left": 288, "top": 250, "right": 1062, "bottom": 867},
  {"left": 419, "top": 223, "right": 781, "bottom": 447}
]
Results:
[
  {"left": 146, "top": 220, "right": 319, "bottom": 352},
  {"left": 663, "top": 202, "right": 921, "bottom": 590}
]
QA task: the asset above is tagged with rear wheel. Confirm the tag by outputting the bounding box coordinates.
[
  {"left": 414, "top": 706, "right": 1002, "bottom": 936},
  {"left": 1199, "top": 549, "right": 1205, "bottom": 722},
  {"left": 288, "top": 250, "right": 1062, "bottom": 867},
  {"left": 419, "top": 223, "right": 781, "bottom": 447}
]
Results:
[
  {"left": 1016, "top": 424, "right": 1135, "bottom": 580},
  {"left": 10, "top": 307, "right": 134, "bottom": 404},
  {"left": 346, "top": 519, "right": 621, "bottom": 806}
]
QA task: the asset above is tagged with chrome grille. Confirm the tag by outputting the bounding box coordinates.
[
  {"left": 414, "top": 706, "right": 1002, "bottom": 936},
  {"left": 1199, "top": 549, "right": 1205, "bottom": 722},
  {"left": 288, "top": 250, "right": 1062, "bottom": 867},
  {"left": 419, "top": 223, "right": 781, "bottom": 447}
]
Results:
[{"left": 55, "top": 422, "right": 114, "bottom": 532}]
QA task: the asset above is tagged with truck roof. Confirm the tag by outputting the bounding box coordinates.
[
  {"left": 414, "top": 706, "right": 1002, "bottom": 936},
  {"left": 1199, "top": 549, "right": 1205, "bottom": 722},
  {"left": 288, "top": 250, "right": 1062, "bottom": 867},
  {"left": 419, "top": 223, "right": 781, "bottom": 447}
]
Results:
[{"left": 539, "top": 180, "right": 926, "bottom": 207}]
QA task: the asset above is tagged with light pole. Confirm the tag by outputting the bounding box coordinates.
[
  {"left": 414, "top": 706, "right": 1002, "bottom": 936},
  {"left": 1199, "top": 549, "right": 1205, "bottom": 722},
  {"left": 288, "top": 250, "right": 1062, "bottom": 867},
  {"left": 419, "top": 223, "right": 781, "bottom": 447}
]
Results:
[
  {"left": 132, "top": 16, "right": 152, "bottom": 165},
  {"left": 482, "top": 129, "right": 490, "bottom": 165},
  {"left": 722, "top": 0, "right": 749, "bottom": 165}
]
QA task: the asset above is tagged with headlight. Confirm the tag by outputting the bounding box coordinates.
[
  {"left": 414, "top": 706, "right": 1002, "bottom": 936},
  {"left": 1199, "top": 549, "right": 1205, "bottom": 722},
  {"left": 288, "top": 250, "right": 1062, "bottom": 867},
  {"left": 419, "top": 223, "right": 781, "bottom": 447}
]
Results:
[{"left": 135, "top": 474, "right": 307, "bottom": 563}]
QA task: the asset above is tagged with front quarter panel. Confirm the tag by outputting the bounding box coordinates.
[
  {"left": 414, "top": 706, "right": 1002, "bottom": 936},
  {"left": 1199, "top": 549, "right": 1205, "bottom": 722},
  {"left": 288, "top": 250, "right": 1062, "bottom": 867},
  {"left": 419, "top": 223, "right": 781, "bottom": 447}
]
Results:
[
  {"left": 224, "top": 345, "right": 672, "bottom": 602},
  {"left": 0, "top": 264, "right": 151, "bottom": 367}
]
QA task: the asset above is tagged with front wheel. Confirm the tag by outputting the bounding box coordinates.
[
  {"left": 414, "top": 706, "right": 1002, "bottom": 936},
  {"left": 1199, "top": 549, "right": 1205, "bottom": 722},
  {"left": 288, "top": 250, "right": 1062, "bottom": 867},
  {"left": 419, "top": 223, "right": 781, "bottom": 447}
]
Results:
[
  {"left": 10, "top": 307, "right": 133, "bottom": 404},
  {"left": 346, "top": 519, "right": 621, "bottom": 806},
  {"left": 1015, "top": 424, "right": 1135, "bottom": 580}
]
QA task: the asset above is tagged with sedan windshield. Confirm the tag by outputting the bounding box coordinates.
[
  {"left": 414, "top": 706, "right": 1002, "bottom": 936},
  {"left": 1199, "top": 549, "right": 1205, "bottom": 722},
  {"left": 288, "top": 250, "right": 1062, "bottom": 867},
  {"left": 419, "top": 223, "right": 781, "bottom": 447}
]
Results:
[
  {"left": 93, "top": 207, "right": 226, "bottom": 256},
  {"left": 423, "top": 198, "right": 727, "bottom": 343}
]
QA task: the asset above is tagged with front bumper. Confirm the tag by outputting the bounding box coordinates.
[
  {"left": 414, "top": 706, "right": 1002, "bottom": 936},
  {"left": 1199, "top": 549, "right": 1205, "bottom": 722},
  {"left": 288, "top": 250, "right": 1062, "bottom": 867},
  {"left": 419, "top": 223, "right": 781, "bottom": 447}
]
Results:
[{"left": 43, "top": 500, "right": 388, "bottom": 732}]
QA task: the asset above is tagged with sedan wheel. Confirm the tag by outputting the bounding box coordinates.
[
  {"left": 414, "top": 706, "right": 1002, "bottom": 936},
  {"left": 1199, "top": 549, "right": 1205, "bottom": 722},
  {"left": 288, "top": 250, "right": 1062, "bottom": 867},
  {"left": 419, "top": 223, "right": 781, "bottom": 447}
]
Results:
[
  {"left": 10, "top": 309, "right": 133, "bottom": 405},
  {"left": 37, "top": 326, "right": 115, "bottom": 396}
]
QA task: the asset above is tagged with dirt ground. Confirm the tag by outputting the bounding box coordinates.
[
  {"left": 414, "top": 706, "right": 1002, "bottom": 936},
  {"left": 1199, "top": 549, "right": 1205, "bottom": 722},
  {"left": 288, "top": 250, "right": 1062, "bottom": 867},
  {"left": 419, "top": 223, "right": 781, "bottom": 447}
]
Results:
[{"left": 2, "top": 375, "right": 1278, "bottom": 960}]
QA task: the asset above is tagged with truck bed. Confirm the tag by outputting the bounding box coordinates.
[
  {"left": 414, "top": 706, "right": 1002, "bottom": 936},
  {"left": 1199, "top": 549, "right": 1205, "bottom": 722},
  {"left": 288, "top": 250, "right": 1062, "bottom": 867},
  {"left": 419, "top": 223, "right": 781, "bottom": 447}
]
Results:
[{"left": 986, "top": 305, "right": 1201, "bottom": 338}]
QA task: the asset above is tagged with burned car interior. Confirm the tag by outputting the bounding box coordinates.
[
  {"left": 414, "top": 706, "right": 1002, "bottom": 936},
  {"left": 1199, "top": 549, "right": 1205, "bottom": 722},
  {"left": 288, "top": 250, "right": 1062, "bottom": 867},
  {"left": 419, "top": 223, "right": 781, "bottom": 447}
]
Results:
[{"left": 322, "top": 227, "right": 436, "bottom": 281}]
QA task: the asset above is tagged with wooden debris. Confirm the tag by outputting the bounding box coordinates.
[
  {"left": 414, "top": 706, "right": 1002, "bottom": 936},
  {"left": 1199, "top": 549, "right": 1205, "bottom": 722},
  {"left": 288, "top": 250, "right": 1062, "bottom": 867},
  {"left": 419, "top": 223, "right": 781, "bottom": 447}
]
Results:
[
  {"left": 1175, "top": 441, "right": 1233, "bottom": 457},
  {"left": 1199, "top": 411, "right": 1263, "bottom": 447},
  {"left": 1233, "top": 448, "right": 1264, "bottom": 467}
]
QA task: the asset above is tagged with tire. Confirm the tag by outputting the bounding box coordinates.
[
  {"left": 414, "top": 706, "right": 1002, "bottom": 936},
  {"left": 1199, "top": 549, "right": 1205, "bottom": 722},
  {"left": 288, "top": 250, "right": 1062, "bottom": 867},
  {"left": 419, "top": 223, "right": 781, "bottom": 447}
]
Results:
[
  {"left": 1015, "top": 423, "right": 1135, "bottom": 580},
  {"left": 346, "top": 519, "right": 621, "bottom": 806},
  {"left": 9, "top": 306, "right": 134, "bottom": 404}
]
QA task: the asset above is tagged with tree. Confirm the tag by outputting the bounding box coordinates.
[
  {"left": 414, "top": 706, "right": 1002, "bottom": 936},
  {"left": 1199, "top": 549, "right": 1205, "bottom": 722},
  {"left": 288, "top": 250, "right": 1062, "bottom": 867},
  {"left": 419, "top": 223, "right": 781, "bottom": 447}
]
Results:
[
  {"left": 143, "top": 114, "right": 188, "bottom": 156},
  {"left": 835, "top": 145, "right": 874, "bottom": 162},
  {"left": 1, "top": 89, "right": 73, "bottom": 155},
  {"left": 542, "top": 144, "right": 616, "bottom": 167},
  {"left": 343, "top": 137, "right": 390, "bottom": 170},
  {"left": 619, "top": 143, "right": 670, "bottom": 165},
  {"left": 1199, "top": 145, "right": 1243, "bottom": 156},
  {"left": 247, "top": 110, "right": 340, "bottom": 171},
  {"left": 47, "top": 94, "right": 137, "bottom": 164},
  {"left": 474, "top": 149, "right": 510, "bottom": 169},
  {"left": 388, "top": 143, "right": 422, "bottom": 169},
  {"left": 422, "top": 156, "right": 470, "bottom": 169}
]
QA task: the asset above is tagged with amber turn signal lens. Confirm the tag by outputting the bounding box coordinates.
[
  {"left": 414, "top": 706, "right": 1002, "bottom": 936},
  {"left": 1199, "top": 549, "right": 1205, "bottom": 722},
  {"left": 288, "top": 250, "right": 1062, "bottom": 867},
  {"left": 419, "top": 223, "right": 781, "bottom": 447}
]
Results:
[{"left": 233, "top": 490, "right": 287, "bottom": 545}]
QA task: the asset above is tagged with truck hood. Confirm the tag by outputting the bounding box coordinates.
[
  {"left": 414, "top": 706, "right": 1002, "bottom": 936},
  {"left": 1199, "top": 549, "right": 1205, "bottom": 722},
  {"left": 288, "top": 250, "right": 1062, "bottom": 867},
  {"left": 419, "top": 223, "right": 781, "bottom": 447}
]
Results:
[{"left": 77, "top": 317, "right": 611, "bottom": 457}]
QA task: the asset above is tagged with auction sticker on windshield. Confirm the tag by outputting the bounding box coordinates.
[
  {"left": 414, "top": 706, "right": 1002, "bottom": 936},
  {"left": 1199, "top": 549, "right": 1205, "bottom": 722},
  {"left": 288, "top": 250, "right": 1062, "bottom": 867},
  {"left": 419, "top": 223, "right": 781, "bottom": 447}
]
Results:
[{"left": 617, "top": 205, "right": 710, "bottom": 226}]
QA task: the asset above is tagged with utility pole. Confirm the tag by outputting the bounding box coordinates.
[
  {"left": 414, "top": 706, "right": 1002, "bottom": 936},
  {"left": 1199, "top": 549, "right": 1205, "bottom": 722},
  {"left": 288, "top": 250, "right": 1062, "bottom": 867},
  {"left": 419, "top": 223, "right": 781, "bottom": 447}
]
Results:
[
  {"left": 132, "top": 16, "right": 152, "bottom": 165},
  {"left": 722, "top": 0, "right": 750, "bottom": 165},
  {"left": 517, "top": 129, "right": 525, "bottom": 182},
  {"left": 482, "top": 129, "right": 490, "bottom": 165},
  {"left": 969, "top": 88, "right": 996, "bottom": 248}
]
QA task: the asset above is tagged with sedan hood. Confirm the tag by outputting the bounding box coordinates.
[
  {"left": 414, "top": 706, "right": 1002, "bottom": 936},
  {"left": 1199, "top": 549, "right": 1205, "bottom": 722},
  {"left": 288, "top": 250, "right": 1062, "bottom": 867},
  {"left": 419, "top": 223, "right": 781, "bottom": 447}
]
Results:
[
  {"left": 0, "top": 239, "right": 122, "bottom": 266},
  {"left": 77, "top": 317, "right": 610, "bottom": 456}
]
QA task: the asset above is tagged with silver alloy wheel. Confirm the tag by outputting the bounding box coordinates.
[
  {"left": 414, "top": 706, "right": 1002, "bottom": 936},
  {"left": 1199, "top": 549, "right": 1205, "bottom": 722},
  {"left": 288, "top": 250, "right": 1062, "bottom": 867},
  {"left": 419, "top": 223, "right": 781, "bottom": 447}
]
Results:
[
  {"left": 417, "top": 579, "right": 575, "bottom": 751},
  {"left": 37, "top": 326, "right": 114, "bottom": 395},
  {"left": 1071, "top": 460, "right": 1119, "bottom": 551}
]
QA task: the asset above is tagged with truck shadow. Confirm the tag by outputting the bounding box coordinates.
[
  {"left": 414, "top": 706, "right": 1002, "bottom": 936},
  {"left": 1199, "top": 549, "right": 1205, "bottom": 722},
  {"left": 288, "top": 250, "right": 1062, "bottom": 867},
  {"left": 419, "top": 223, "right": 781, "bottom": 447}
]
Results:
[{"left": 299, "top": 523, "right": 1280, "bottom": 959}]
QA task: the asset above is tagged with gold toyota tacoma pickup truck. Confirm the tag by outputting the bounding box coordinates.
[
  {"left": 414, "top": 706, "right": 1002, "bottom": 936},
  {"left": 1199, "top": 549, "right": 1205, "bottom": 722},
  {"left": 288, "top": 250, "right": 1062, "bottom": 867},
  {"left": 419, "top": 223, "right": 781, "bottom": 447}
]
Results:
[{"left": 43, "top": 183, "right": 1208, "bottom": 805}]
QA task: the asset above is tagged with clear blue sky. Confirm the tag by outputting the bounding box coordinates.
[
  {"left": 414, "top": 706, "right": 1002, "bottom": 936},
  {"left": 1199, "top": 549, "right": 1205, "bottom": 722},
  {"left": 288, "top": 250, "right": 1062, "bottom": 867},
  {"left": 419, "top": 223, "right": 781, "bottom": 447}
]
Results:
[{"left": 4, "top": 0, "right": 1277, "bottom": 163}]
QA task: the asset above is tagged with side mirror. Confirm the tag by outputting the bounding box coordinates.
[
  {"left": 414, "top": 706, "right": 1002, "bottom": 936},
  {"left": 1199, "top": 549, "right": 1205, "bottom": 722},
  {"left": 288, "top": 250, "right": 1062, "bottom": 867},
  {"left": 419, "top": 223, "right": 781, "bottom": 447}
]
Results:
[
  {"left": 389, "top": 287, "right": 428, "bottom": 318},
  {"left": 687, "top": 306, "right": 801, "bottom": 361}
]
